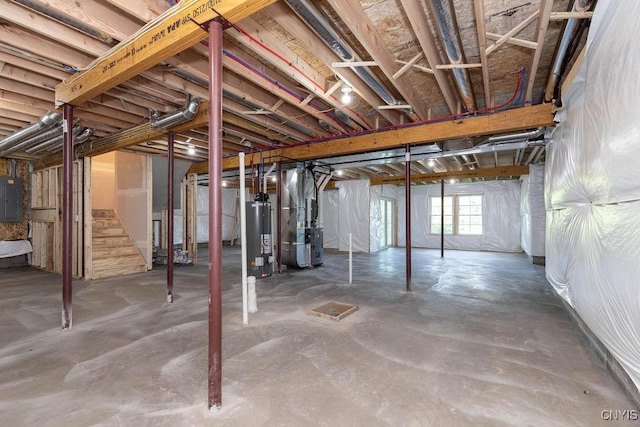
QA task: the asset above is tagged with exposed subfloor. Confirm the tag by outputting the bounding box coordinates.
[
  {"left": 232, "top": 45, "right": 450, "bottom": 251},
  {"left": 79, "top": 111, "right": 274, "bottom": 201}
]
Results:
[{"left": 1, "top": 247, "right": 637, "bottom": 426}]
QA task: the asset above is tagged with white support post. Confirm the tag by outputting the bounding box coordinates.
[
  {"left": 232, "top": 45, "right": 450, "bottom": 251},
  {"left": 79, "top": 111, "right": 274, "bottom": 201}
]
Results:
[
  {"left": 240, "top": 152, "right": 248, "bottom": 326},
  {"left": 349, "top": 233, "right": 353, "bottom": 285}
]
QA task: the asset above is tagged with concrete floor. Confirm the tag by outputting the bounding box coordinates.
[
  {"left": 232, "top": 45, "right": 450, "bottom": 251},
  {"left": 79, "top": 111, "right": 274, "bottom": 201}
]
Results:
[{"left": 0, "top": 247, "right": 637, "bottom": 426}]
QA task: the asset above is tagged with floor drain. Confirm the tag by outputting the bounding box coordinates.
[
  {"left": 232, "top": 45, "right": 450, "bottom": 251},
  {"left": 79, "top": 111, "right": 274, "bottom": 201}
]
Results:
[{"left": 307, "top": 301, "right": 359, "bottom": 321}]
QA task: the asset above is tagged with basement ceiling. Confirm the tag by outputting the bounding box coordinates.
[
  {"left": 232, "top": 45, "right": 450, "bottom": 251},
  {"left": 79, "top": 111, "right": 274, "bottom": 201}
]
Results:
[{"left": 0, "top": 0, "right": 591, "bottom": 182}]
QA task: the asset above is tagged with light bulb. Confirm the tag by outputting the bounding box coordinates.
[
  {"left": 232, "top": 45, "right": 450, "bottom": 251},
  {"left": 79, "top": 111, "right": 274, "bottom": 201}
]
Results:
[
  {"left": 187, "top": 145, "right": 195, "bottom": 155},
  {"left": 427, "top": 159, "right": 435, "bottom": 167},
  {"left": 222, "top": 181, "right": 227, "bottom": 187},
  {"left": 271, "top": 175, "right": 277, "bottom": 182},
  {"left": 340, "top": 84, "right": 352, "bottom": 105},
  {"left": 448, "top": 178, "right": 456, "bottom": 184},
  {"left": 336, "top": 170, "right": 343, "bottom": 176}
]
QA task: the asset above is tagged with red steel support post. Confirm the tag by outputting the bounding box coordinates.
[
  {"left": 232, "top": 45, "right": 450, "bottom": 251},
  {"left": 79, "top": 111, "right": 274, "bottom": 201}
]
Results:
[
  {"left": 405, "top": 144, "right": 412, "bottom": 292},
  {"left": 208, "top": 19, "right": 223, "bottom": 410},
  {"left": 62, "top": 103, "right": 73, "bottom": 329},
  {"left": 167, "top": 131, "right": 174, "bottom": 303}
]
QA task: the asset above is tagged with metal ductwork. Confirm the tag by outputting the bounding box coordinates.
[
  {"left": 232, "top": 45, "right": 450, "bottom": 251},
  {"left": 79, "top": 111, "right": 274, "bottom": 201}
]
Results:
[
  {"left": 284, "top": 0, "right": 399, "bottom": 107},
  {"left": 482, "top": 127, "right": 545, "bottom": 145},
  {"left": 46, "top": 128, "right": 93, "bottom": 153},
  {"left": 0, "top": 112, "right": 62, "bottom": 151},
  {"left": 223, "top": 90, "right": 315, "bottom": 137},
  {"left": 150, "top": 97, "right": 200, "bottom": 130},
  {"left": 427, "top": 0, "right": 476, "bottom": 112},
  {"left": 0, "top": 125, "right": 62, "bottom": 156},
  {"left": 544, "top": 0, "right": 594, "bottom": 101},
  {"left": 25, "top": 126, "right": 85, "bottom": 154}
]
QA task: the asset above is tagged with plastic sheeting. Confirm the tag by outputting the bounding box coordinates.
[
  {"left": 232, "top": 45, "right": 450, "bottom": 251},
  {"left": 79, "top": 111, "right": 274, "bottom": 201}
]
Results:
[
  {"left": 370, "top": 185, "right": 399, "bottom": 253},
  {"left": 174, "top": 186, "right": 251, "bottom": 245},
  {"left": 321, "top": 189, "right": 339, "bottom": 249},
  {"left": 0, "top": 240, "right": 31, "bottom": 258},
  {"left": 520, "top": 165, "right": 546, "bottom": 257},
  {"left": 545, "top": 0, "right": 640, "bottom": 391},
  {"left": 337, "top": 180, "right": 370, "bottom": 252},
  {"left": 397, "top": 181, "right": 522, "bottom": 252}
]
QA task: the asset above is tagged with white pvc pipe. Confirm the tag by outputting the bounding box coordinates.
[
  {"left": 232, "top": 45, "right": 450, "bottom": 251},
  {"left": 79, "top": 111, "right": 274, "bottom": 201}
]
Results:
[
  {"left": 349, "top": 233, "right": 353, "bottom": 285},
  {"left": 248, "top": 275, "right": 258, "bottom": 313},
  {"left": 239, "top": 152, "right": 248, "bottom": 326},
  {"left": 263, "top": 164, "right": 276, "bottom": 194}
]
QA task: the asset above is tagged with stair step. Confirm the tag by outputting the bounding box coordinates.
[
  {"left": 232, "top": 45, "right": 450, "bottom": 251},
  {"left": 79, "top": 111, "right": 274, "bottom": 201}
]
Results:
[
  {"left": 92, "top": 263, "right": 146, "bottom": 279},
  {"left": 93, "top": 217, "right": 120, "bottom": 227},
  {"left": 93, "top": 253, "right": 146, "bottom": 268},
  {"left": 92, "top": 209, "right": 116, "bottom": 218},
  {"left": 93, "top": 245, "right": 140, "bottom": 258},
  {"left": 93, "top": 227, "right": 126, "bottom": 236},
  {"left": 92, "top": 235, "right": 131, "bottom": 247}
]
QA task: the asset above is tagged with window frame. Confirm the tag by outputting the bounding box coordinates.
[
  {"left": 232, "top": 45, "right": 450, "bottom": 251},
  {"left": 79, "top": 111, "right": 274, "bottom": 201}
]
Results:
[{"left": 429, "top": 193, "right": 484, "bottom": 236}]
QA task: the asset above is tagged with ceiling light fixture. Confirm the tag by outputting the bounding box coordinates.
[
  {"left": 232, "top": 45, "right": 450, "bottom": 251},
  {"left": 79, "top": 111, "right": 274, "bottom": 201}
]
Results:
[
  {"left": 271, "top": 175, "right": 277, "bottom": 182},
  {"left": 187, "top": 144, "right": 195, "bottom": 155},
  {"left": 336, "top": 170, "right": 343, "bottom": 176},
  {"left": 222, "top": 181, "right": 227, "bottom": 187},
  {"left": 448, "top": 178, "right": 456, "bottom": 184},
  {"left": 427, "top": 159, "right": 436, "bottom": 168},
  {"left": 340, "top": 84, "right": 352, "bottom": 105}
]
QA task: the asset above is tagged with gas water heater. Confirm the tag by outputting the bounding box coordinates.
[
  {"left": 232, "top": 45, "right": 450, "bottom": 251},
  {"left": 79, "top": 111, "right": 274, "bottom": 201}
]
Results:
[{"left": 246, "top": 192, "right": 273, "bottom": 278}]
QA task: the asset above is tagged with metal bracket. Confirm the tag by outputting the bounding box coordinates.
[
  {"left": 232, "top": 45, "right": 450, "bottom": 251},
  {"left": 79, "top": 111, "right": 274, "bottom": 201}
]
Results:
[{"left": 191, "top": 8, "right": 233, "bottom": 32}]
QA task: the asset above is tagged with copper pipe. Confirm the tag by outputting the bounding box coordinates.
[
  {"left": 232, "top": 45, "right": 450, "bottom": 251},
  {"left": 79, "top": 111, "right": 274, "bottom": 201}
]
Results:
[
  {"left": 208, "top": 19, "right": 223, "bottom": 411},
  {"left": 167, "top": 131, "right": 174, "bottom": 303},
  {"left": 405, "top": 144, "right": 412, "bottom": 292},
  {"left": 62, "top": 104, "right": 73, "bottom": 329}
]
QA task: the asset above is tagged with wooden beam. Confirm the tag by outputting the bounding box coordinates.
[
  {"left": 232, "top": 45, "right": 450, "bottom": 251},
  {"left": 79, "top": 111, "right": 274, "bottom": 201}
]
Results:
[
  {"left": 55, "top": 0, "right": 277, "bottom": 106},
  {"left": 525, "top": 0, "right": 554, "bottom": 103},
  {"left": 486, "top": 11, "right": 539, "bottom": 55},
  {"left": 326, "top": 0, "right": 431, "bottom": 120},
  {"left": 474, "top": 0, "right": 491, "bottom": 110},
  {"left": 186, "top": 103, "right": 553, "bottom": 174},
  {"left": 485, "top": 33, "right": 538, "bottom": 50},
  {"left": 550, "top": 11, "right": 593, "bottom": 20},
  {"left": 266, "top": 2, "right": 402, "bottom": 125},
  {"left": 399, "top": 0, "right": 459, "bottom": 114},
  {"left": 370, "top": 165, "right": 529, "bottom": 186}
]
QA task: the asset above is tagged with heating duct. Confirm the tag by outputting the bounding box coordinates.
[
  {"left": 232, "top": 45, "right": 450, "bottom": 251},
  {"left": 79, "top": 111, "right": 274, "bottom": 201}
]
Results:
[
  {"left": 284, "top": 0, "right": 399, "bottom": 108},
  {"left": 427, "top": 0, "right": 476, "bottom": 112},
  {"left": 545, "top": 0, "right": 595, "bottom": 101},
  {"left": 150, "top": 98, "right": 200, "bottom": 130},
  {"left": 0, "top": 112, "right": 62, "bottom": 152}
]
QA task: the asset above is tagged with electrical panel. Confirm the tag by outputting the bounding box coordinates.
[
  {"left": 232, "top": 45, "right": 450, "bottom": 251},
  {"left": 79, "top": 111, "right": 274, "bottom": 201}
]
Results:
[{"left": 0, "top": 176, "right": 24, "bottom": 222}]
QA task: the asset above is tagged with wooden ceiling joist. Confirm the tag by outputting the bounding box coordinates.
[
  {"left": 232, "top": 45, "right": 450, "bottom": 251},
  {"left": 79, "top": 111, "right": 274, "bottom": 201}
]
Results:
[{"left": 54, "top": 0, "right": 277, "bottom": 106}]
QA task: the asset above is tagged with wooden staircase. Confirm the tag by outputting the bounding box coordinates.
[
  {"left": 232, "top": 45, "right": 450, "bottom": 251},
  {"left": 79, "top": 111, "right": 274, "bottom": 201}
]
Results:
[{"left": 91, "top": 209, "right": 147, "bottom": 279}]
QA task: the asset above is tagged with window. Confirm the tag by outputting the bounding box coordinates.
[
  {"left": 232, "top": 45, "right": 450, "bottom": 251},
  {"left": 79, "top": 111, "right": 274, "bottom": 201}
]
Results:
[
  {"left": 430, "top": 195, "right": 483, "bottom": 235},
  {"left": 457, "top": 195, "right": 483, "bottom": 235},
  {"left": 430, "top": 196, "right": 454, "bottom": 234}
]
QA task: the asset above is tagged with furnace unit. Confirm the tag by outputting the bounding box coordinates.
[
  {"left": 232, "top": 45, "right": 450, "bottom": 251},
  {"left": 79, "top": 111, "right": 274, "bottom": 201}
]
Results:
[
  {"left": 246, "top": 192, "right": 273, "bottom": 278},
  {"left": 281, "top": 162, "right": 323, "bottom": 268}
]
